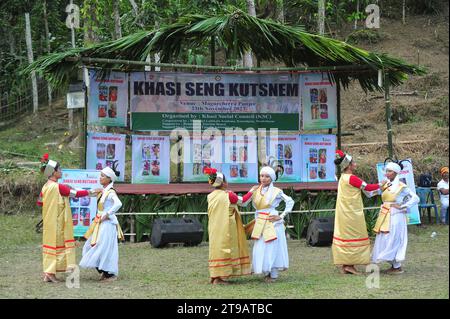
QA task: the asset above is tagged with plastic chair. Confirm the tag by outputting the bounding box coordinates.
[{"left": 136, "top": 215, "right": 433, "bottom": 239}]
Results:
[{"left": 416, "top": 187, "right": 439, "bottom": 224}]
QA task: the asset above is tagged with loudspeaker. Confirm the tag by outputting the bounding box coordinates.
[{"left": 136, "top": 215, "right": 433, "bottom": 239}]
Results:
[
  {"left": 306, "top": 217, "right": 334, "bottom": 246},
  {"left": 150, "top": 218, "right": 204, "bottom": 248}
]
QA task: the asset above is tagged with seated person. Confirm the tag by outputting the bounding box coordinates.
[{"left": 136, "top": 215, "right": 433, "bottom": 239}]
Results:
[{"left": 437, "top": 167, "right": 449, "bottom": 224}]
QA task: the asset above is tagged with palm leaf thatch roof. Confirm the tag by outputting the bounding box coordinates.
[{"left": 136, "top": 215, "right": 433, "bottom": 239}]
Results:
[{"left": 24, "top": 9, "right": 425, "bottom": 91}]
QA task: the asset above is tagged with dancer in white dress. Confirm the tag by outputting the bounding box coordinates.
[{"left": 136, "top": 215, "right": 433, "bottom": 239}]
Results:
[
  {"left": 80, "top": 166, "right": 124, "bottom": 281},
  {"left": 243, "top": 163, "right": 294, "bottom": 283},
  {"left": 371, "top": 160, "right": 419, "bottom": 274}
]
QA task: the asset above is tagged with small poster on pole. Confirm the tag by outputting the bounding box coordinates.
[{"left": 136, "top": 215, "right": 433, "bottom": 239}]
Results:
[
  {"left": 86, "top": 132, "right": 126, "bottom": 182},
  {"left": 59, "top": 169, "right": 101, "bottom": 237},
  {"left": 88, "top": 69, "right": 128, "bottom": 127},
  {"left": 301, "top": 72, "right": 337, "bottom": 130}
]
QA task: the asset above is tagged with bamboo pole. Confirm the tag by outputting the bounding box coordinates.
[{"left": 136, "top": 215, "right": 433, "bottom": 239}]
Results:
[
  {"left": 72, "top": 57, "right": 375, "bottom": 73},
  {"left": 336, "top": 80, "right": 342, "bottom": 177},
  {"left": 384, "top": 72, "right": 393, "bottom": 158}
]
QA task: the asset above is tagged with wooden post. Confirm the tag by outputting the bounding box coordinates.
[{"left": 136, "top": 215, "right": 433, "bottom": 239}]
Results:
[
  {"left": 336, "top": 80, "right": 342, "bottom": 177},
  {"left": 384, "top": 72, "right": 393, "bottom": 158},
  {"left": 25, "top": 13, "right": 38, "bottom": 113}
]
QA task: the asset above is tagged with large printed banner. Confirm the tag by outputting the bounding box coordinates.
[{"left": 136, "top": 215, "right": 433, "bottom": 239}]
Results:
[
  {"left": 88, "top": 70, "right": 128, "bottom": 127},
  {"left": 59, "top": 169, "right": 101, "bottom": 237},
  {"left": 266, "top": 135, "right": 301, "bottom": 182},
  {"left": 131, "top": 135, "right": 170, "bottom": 184},
  {"left": 300, "top": 135, "right": 336, "bottom": 182},
  {"left": 86, "top": 132, "right": 126, "bottom": 182},
  {"left": 222, "top": 134, "right": 258, "bottom": 183},
  {"left": 300, "top": 73, "right": 337, "bottom": 130},
  {"left": 183, "top": 136, "right": 223, "bottom": 182},
  {"left": 376, "top": 159, "right": 421, "bottom": 225},
  {"left": 130, "top": 72, "right": 300, "bottom": 131}
]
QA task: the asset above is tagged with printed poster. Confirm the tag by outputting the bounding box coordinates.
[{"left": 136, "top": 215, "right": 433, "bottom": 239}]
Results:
[
  {"left": 222, "top": 134, "right": 258, "bottom": 183},
  {"left": 265, "top": 135, "right": 301, "bottom": 182},
  {"left": 86, "top": 132, "right": 126, "bottom": 182},
  {"left": 132, "top": 135, "right": 170, "bottom": 184},
  {"left": 300, "top": 135, "right": 336, "bottom": 182},
  {"left": 59, "top": 169, "right": 101, "bottom": 237},
  {"left": 301, "top": 72, "right": 337, "bottom": 130},
  {"left": 183, "top": 135, "right": 223, "bottom": 182},
  {"left": 376, "top": 159, "right": 421, "bottom": 225},
  {"left": 88, "top": 69, "right": 128, "bottom": 126}
]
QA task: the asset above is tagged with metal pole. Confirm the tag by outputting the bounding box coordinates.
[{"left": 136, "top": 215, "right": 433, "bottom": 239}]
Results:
[{"left": 384, "top": 72, "right": 393, "bottom": 158}]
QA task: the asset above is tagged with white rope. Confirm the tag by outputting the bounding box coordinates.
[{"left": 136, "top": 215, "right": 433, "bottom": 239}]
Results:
[{"left": 116, "top": 206, "right": 382, "bottom": 216}]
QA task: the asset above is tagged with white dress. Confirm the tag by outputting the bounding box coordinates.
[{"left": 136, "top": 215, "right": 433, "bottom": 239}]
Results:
[
  {"left": 243, "top": 185, "right": 294, "bottom": 278},
  {"left": 79, "top": 183, "right": 122, "bottom": 276},
  {"left": 371, "top": 185, "right": 419, "bottom": 267}
]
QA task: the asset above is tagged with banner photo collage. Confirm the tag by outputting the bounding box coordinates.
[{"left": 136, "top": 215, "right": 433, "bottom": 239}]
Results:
[
  {"left": 85, "top": 69, "right": 340, "bottom": 184},
  {"left": 59, "top": 169, "right": 102, "bottom": 237}
]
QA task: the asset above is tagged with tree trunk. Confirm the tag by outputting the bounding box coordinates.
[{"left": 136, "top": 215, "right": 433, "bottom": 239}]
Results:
[
  {"left": 354, "top": 0, "right": 359, "bottom": 30},
  {"left": 113, "top": 0, "right": 122, "bottom": 39},
  {"left": 25, "top": 13, "right": 38, "bottom": 114},
  {"left": 402, "top": 0, "right": 406, "bottom": 25},
  {"left": 83, "top": 0, "right": 99, "bottom": 45},
  {"left": 318, "top": 0, "right": 325, "bottom": 35},
  {"left": 43, "top": 0, "right": 52, "bottom": 109},
  {"left": 244, "top": 0, "right": 256, "bottom": 68},
  {"left": 276, "top": 0, "right": 285, "bottom": 23}
]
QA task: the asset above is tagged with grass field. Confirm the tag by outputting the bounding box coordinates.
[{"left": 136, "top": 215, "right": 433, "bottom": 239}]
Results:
[{"left": 0, "top": 214, "right": 448, "bottom": 299}]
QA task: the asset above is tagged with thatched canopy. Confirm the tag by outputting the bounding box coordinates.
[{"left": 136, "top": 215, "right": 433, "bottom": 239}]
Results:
[{"left": 24, "top": 9, "right": 425, "bottom": 91}]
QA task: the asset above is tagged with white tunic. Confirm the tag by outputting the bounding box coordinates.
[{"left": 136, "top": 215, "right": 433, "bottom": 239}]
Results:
[
  {"left": 79, "top": 183, "right": 122, "bottom": 276},
  {"left": 242, "top": 185, "right": 294, "bottom": 275},
  {"left": 371, "top": 186, "right": 419, "bottom": 265}
]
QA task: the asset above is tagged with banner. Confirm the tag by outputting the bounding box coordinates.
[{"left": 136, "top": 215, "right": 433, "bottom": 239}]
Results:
[
  {"left": 266, "top": 135, "right": 301, "bottom": 182},
  {"left": 222, "top": 134, "right": 258, "bottom": 183},
  {"left": 300, "top": 73, "right": 337, "bottom": 130},
  {"left": 376, "top": 159, "right": 421, "bottom": 225},
  {"left": 183, "top": 135, "right": 223, "bottom": 182},
  {"left": 59, "top": 169, "right": 101, "bottom": 237},
  {"left": 130, "top": 72, "right": 300, "bottom": 131},
  {"left": 132, "top": 135, "right": 170, "bottom": 184},
  {"left": 300, "top": 135, "right": 336, "bottom": 182},
  {"left": 88, "top": 70, "right": 128, "bottom": 126},
  {"left": 86, "top": 132, "right": 126, "bottom": 182}
]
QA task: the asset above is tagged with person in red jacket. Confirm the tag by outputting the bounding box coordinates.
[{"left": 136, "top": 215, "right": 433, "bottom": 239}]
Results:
[
  {"left": 38, "top": 154, "right": 99, "bottom": 283},
  {"left": 332, "top": 150, "right": 386, "bottom": 275},
  {"left": 205, "top": 167, "right": 256, "bottom": 285}
]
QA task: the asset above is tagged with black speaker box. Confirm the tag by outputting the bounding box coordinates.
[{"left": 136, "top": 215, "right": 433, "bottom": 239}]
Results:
[
  {"left": 306, "top": 217, "right": 334, "bottom": 246},
  {"left": 150, "top": 218, "right": 204, "bottom": 248}
]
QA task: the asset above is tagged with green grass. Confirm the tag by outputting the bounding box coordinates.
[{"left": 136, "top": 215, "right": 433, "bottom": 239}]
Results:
[{"left": 0, "top": 214, "right": 448, "bottom": 299}]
